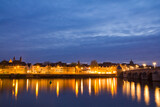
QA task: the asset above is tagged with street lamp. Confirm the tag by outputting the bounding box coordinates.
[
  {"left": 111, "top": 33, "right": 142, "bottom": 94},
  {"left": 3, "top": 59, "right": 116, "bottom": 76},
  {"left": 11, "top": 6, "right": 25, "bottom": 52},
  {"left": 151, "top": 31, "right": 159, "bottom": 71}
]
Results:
[
  {"left": 135, "top": 65, "right": 139, "bottom": 69},
  {"left": 153, "top": 62, "right": 157, "bottom": 68},
  {"left": 142, "top": 63, "right": 146, "bottom": 68}
]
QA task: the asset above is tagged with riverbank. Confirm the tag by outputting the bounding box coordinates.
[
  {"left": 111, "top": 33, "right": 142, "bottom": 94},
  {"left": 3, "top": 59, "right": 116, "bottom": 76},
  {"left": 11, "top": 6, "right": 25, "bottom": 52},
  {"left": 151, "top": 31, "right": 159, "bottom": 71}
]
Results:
[{"left": 0, "top": 74, "right": 116, "bottom": 78}]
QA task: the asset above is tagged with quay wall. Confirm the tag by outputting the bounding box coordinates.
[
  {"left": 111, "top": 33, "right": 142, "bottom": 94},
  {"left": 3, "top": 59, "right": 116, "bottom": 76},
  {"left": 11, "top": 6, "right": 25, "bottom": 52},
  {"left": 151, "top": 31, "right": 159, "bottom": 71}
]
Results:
[{"left": 0, "top": 74, "right": 116, "bottom": 78}]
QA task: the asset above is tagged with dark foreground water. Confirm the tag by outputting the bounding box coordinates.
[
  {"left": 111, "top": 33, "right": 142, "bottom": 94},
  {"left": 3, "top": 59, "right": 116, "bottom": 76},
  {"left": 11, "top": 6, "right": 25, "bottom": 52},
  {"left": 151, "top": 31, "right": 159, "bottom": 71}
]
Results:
[{"left": 0, "top": 78, "right": 160, "bottom": 107}]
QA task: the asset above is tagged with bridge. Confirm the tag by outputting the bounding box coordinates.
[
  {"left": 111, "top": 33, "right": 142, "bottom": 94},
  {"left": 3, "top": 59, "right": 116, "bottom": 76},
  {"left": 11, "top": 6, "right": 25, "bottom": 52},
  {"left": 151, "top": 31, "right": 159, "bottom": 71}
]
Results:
[{"left": 120, "top": 68, "right": 160, "bottom": 81}]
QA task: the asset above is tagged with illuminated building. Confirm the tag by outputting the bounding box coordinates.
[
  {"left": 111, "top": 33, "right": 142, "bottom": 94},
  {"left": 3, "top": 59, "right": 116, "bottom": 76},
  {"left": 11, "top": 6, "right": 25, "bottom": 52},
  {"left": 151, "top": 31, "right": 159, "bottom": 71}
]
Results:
[{"left": 0, "top": 58, "right": 142, "bottom": 75}]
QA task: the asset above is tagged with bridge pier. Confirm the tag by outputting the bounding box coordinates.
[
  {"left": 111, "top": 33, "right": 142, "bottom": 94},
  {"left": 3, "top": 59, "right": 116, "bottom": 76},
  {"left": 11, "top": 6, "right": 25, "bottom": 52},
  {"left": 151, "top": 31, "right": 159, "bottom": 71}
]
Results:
[{"left": 152, "top": 71, "right": 160, "bottom": 81}]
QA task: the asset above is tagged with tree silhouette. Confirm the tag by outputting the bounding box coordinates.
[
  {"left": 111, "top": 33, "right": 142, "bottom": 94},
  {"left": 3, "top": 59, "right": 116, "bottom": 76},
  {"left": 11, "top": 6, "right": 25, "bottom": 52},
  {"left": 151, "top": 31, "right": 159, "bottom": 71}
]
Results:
[{"left": 90, "top": 60, "right": 98, "bottom": 68}]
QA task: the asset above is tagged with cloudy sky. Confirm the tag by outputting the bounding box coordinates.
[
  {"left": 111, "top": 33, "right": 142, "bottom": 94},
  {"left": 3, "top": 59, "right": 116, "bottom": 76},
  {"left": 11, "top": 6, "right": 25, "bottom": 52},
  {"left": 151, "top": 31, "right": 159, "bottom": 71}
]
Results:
[{"left": 0, "top": 0, "right": 160, "bottom": 65}]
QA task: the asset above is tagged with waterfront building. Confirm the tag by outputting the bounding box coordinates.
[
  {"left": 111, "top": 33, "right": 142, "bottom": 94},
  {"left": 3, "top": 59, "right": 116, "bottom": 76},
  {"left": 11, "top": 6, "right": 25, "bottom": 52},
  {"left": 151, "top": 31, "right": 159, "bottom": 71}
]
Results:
[
  {"left": 0, "top": 58, "right": 141, "bottom": 74},
  {"left": 0, "top": 57, "right": 27, "bottom": 74},
  {"left": 90, "top": 66, "right": 117, "bottom": 74},
  {"left": 32, "top": 64, "right": 76, "bottom": 74}
]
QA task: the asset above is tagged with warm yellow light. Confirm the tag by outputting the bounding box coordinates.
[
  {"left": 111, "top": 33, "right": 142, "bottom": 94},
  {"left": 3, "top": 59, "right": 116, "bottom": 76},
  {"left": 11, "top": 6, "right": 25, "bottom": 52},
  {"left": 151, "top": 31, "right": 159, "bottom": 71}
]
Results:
[
  {"left": 37, "top": 66, "right": 39, "bottom": 68},
  {"left": 81, "top": 79, "right": 83, "bottom": 94},
  {"left": 153, "top": 62, "right": 157, "bottom": 68},
  {"left": 136, "top": 83, "right": 141, "bottom": 102},
  {"left": 131, "top": 82, "right": 135, "bottom": 100},
  {"left": 9, "top": 59, "right": 12, "bottom": 63},
  {"left": 98, "top": 72, "right": 101, "bottom": 74},
  {"left": 94, "top": 80, "right": 98, "bottom": 95},
  {"left": 15, "top": 80, "right": 18, "bottom": 100},
  {"left": 99, "top": 79, "right": 101, "bottom": 91},
  {"left": 144, "top": 85, "right": 150, "bottom": 105},
  {"left": 126, "top": 81, "right": 130, "bottom": 97},
  {"left": 106, "top": 72, "right": 112, "bottom": 74},
  {"left": 113, "top": 71, "right": 116, "bottom": 74},
  {"left": 122, "top": 81, "right": 126, "bottom": 95},
  {"left": 27, "top": 70, "right": 30, "bottom": 73},
  {"left": 113, "top": 78, "right": 117, "bottom": 95},
  {"left": 111, "top": 79, "right": 114, "bottom": 96},
  {"left": 155, "top": 87, "right": 160, "bottom": 107},
  {"left": 130, "top": 66, "right": 134, "bottom": 69},
  {"left": 36, "top": 81, "right": 38, "bottom": 99},
  {"left": 17, "top": 66, "right": 19, "bottom": 68},
  {"left": 89, "top": 78, "right": 91, "bottom": 96},
  {"left": 75, "top": 81, "right": 78, "bottom": 97},
  {"left": 56, "top": 81, "right": 59, "bottom": 97},
  {"left": 143, "top": 64, "right": 146, "bottom": 67},
  {"left": 136, "top": 65, "right": 139, "bottom": 68},
  {"left": 106, "top": 79, "right": 109, "bottom": 92},
  {"left": 26, "top": 79, "right": 29, "bottom": 92},
  {"left": 12, "top": 79, "right": 15, "bottom": 86}
]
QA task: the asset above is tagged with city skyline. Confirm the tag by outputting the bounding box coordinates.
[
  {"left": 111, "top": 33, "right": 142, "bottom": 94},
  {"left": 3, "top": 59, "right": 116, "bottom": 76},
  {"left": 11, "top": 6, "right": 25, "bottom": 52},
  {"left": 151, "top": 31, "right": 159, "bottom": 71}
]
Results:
[{"left": 0, "top": 56, "right": 158, "bottom": 67}]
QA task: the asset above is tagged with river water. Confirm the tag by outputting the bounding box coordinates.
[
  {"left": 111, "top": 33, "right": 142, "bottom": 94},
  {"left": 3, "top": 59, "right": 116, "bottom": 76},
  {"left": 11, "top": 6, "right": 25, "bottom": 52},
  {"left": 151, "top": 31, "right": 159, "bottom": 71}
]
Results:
[{"left": 0, "top": 78, "right": 159, "bottom": 107}]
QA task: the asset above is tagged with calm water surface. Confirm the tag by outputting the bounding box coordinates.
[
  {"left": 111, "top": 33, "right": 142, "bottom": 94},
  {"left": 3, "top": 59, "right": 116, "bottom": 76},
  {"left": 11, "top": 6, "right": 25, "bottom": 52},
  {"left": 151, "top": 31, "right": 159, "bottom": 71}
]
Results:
[{"left": 0, "top": 78, "right": 160, "bottom": 107}]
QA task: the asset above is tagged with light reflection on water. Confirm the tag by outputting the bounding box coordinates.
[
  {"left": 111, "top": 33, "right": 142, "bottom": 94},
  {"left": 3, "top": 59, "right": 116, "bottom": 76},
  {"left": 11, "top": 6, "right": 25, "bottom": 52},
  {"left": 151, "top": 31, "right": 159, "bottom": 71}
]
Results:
[
  {"left": 144, "top": 85, "right": 150, "bottom": 105},
  {"left": 81, "top": 79, "right": 83, "bottom": 94},
  {"left": 36, "top": 81, "right": 38, "bottom": 99},
  {"left": 56, "top": 81, "right": 59, "bottom": 97},
  {"left": 131, "top": 82, "right": 135, "bottom": 100},
  {"left": 0, "top": 78, "right": 160, "bottom": 107},
  {"left": 137, "top": 83, "right": 141, "bottom": 102},
  {"left": 155, "top": 87, "right": 160, "bottom": 107}
]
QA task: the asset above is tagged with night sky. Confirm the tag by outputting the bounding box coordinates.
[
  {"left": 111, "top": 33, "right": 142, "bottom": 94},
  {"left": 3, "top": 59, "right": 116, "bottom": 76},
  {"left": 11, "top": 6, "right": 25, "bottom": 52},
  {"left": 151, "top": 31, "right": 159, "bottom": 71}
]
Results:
[{"left": 0, "top": 0, "right": 160, "bottom": 65}]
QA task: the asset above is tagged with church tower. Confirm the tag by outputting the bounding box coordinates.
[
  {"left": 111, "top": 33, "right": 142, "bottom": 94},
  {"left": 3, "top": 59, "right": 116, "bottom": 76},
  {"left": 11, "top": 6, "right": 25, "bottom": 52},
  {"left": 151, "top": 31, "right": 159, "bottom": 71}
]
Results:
[
  {"left": 20, "top": 56, "right": 22, "bottom": 62},
  {"left": 13, "top": 56, "right": 15, "bottom": 61},
  {"left": 77, "top": 60, "right": 80, "bottom": 67},
  {"left": 129, "top": 59, "right": 134, "bottom": 65}
]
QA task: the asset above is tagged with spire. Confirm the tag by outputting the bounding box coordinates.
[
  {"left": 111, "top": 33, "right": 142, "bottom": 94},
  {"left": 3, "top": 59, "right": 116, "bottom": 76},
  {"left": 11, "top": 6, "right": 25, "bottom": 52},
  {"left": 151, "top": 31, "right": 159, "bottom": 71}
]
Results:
[
  {"left": 20, "top": 56, "right": 22, "bottom": 62},
  {"left": 77, "top": 60, "right": 81, "bottom": 67},
  {"left": 13, "top": 56, "right": 15, "bottom": 61},
  {"left": 129, "top": 59, "right": 134, "bottom": 65}
]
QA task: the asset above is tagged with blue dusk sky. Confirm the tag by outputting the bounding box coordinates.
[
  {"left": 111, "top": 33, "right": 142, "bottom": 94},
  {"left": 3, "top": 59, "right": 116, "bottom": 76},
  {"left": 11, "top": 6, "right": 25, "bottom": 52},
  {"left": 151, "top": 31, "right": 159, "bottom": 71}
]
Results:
[{"left": 0, "top": 0, "right": 160, "bottom": 65}]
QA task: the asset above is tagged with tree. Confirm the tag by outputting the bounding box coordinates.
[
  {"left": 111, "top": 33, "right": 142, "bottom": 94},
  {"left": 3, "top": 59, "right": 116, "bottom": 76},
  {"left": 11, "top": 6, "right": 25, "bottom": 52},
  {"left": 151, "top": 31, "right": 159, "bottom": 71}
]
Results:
[
  {"left": 70, "top": 62, "right": 77, "bottom": 67},
  {"left": 43, "top": 61, "right": 51, "bottom": 66},
  {"left": 90, "top": 60, "right": 98, "bottom": 68}
]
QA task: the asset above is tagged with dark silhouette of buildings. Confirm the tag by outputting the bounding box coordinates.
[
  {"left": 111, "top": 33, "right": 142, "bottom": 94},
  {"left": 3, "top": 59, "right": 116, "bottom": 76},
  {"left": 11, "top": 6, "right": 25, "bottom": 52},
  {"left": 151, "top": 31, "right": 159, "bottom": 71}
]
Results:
[
  {"left": 129, "top": 59, "right": 134, "bottom": 65},
  {"left": 0, "top": 57, "right": 26, "bottom": 67}
]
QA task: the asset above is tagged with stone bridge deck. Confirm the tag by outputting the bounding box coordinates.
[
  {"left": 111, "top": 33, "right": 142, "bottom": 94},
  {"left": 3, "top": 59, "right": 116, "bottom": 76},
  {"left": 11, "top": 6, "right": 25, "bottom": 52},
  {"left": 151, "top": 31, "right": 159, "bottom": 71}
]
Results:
[{"left": 122, "top": 68, "right": 160, "bottom": 81}]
